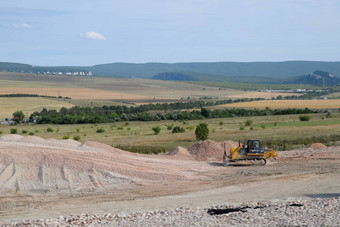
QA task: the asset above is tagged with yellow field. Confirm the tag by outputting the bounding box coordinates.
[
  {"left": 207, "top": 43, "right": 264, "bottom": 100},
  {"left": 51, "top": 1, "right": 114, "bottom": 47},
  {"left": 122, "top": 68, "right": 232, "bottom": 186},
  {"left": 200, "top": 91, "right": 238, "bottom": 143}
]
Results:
[
  {"left": 0, "top": 87, "right": 152, "bottom": 100},
  {"left": 227, "top": 92, "right": 302, "bottom": 99},
  {"left": 217, "top": 99, "right": 340, "bottom": 109},
  {"left": 0, "top": 73, "right": 243, "bottom": 100},
  {"left": 0, "top": 97, "right": 74, "bottom": 119}
]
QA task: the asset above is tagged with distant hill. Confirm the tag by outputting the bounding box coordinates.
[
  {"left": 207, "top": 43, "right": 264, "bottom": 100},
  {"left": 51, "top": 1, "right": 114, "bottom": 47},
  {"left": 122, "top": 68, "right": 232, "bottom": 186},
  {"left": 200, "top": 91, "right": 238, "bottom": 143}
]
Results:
[
  {"left": 151, "top": 72, "right": 197, "bottom": 81},
  {"left": 285, "top": 70, "right": 340, "bottom": 86},
  {"left": 1, "top": 61, "right": 340, "bottom": 84}
]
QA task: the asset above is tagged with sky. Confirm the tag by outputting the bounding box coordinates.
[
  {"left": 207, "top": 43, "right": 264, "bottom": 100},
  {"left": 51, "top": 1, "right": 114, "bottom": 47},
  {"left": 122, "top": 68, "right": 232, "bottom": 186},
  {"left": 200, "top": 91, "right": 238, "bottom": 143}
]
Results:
[{"left": 0, "top": 0, "right": 339, "bottom": 66}]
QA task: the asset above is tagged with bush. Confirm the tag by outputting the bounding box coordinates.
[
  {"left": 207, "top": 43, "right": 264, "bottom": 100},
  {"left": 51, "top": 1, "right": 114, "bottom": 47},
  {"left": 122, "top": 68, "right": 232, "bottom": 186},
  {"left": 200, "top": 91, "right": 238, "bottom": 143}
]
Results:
[
  {"left": 299, "top": 115, "right": 311, "bottom": 121},
  {"left": 244, "top": 119, "right": 253, "bottom": 126},
  {"left": 152, "top": 126, "right": 161, "bottom": 135},
  {"left": 240, "top": 125, "right": 245, "bottom": 130},
  {"left": 116, "top": 144, "right": 167, "bottom": 154},
  {"left": 96, "top": 128, "right": 105, "bottom": 133},
  {"left": 29, "top": 132, "right": 34, "bottom": 135},
  {"left": 172, "top": 126, "right": 185, "bottom": 133},
  {"left": 73, "top": 135, "right": 80, "bottom": 141},
  {"left": 250, "top": 127, "right": 254, "bottom": 130},
  {"left": 167, "top": 125, "right": 173, "bottom": 130},
  {"left": 10, "top": 128, "right": 18, "bottom": 134},
  {"left": 47, "top": 127, "right": 54, "bottom": 132},
  {"left": 261, "top": 125, "right": 266, "bottom": 129},
  {"left": 195, "top": 123, "right": 209, "bottom": 140},
  {"left": 22, "top": 130, "right": 28, "bottom": 134},
  {"left": 274, "top": 122, "right": 278, "bottom": 126},
  {"left": 76, "top": 128, "right": 80, "bottom": 132},
  {"left": 219, "top": 122, "right": 224, "bottom": 126},
  {"left": 62, "top": 136, "right": 70, "bottom": 139},
  {"left": 0, "top": 131, "right": 2, "bottom": 134}
]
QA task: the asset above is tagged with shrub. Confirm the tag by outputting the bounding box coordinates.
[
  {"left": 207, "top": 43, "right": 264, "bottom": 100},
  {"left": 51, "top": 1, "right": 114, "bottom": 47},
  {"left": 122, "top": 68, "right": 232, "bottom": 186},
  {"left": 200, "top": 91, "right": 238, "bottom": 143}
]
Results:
[
  {"left": 0, "top": 131, "right": 2, "bottom": 134},
  {"left": 219, "top": 122, "right": 224, "bottom": 126},
  {"left": 152, "top": 126, "right": 161, "bottom": 135},
  {"left": 172, "top": 126, "right": 185, "bottom": 133},
  {"left": 29, "top": 132, "right": 34, "bottom": 135},
  {"left": 96, "top": 128, "right": 105, "bottom": 133},
  {"left": 116, "top": 144, "right": 167, "bottom": 154},
  {"left": 62, "top": 136, "right": 69, "bottom": 139},
  {"left": 73, "top": 135, "right": 80, "bottom": 141},
  {"left": 10, "top": 128, "right": 18, "bottom": 134},
  {"left": 167, "top": 125, "right": 173, "bottom": 130},
  {"left": 195, "top": 123, "right": 209, "bottom": 141},
  {"left": 240, "top": 125, "right": 245, "bottom": 130},
  {"left": 274, "top": 122, "right": 278, "bottom": 126},
  {"left": 47, "top": 127, "right": 54, "bottom": 132},
  {"left": 76, "top": 128, "right": 80, "bottom": 132},
  {"left": 250, "top": 127, "right": 254, "bottom": 130},
  {"left": 244, "top": 119, "right": 253, "bottom": 126},
  {"left": 22, "top": 130, "right": 28, "bottom": 134},
  {"left": 299, "top": 115, "right": 311, "bottom": 121},
  {"left": 261, "top": 125, "right": 266, "bottom": 129}
]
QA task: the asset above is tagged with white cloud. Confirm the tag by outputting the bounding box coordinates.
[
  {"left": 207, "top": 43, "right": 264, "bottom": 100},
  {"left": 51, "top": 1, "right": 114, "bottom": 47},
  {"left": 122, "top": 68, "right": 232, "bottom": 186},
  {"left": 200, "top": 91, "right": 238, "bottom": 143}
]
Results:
[
  {"left": 12, "top": 23, "right": 31, "bottom": 29},
  {"left": 80, "top": 31, "right": 106, "bottom": 40}
]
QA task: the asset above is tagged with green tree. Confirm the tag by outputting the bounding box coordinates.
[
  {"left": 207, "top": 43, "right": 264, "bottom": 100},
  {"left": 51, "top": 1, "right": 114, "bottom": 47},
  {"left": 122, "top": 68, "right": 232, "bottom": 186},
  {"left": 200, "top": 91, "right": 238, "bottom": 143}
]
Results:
[
  {"left": 152, "top": 126, "right": 161, "bottom": 135},
  {"left": 13, "top": 111, "right": 25, "bottom": 123},
  {"left": 195, "top": 123, "right": 209, "bottom": 141}
]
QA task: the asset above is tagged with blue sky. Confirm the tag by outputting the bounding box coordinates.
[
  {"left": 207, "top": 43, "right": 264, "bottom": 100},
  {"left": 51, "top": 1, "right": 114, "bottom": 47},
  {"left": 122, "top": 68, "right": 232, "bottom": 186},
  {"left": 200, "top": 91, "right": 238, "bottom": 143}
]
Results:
[{"left": 0, "top": 0, "right": 339, "bottom": 66}]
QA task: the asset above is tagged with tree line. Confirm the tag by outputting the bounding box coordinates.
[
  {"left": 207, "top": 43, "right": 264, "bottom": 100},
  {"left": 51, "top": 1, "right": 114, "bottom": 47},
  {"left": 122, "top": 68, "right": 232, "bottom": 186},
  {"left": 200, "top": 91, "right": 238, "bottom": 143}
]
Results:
[{"left": 29, "top": 103, "right": 318, "bottom": 124}]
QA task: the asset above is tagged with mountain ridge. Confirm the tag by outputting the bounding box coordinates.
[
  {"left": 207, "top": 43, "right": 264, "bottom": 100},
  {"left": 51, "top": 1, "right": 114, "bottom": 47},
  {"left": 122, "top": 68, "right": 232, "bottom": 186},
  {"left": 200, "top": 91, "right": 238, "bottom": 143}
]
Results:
[{"left": 1, "top": 61, "right": 340, "bottom": 84}]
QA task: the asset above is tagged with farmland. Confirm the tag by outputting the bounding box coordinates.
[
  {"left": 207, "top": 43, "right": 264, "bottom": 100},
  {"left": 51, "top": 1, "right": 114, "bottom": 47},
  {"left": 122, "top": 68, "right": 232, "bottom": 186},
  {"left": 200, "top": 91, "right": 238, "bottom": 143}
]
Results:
[
  {"left": 217, "top": 99, "right": 340, "bottom": 109},
  {"left": 0, "top": 97, "right": 73, "bottom": 120}
]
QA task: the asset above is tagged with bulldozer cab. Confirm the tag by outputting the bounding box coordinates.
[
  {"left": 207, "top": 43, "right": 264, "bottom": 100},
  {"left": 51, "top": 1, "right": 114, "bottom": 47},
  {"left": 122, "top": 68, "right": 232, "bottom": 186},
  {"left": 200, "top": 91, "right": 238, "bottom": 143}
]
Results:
[{"left": 246, "top": 140, "right": 263, "bottom": 153}]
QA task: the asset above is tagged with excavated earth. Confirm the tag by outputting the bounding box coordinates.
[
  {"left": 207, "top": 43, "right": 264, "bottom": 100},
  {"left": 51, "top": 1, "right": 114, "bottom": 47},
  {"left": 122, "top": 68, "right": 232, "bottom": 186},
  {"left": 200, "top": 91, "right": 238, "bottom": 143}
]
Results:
[{"left": 0, "top": 135, "right": 339, "bottom": 225}]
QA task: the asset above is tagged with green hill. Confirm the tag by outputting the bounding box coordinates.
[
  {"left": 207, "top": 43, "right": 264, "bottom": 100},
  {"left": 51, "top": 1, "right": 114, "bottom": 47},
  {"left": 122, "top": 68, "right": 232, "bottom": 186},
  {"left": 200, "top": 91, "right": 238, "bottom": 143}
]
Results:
[{"left": 1, "top": 61, "right": 340, "bottom": 84}]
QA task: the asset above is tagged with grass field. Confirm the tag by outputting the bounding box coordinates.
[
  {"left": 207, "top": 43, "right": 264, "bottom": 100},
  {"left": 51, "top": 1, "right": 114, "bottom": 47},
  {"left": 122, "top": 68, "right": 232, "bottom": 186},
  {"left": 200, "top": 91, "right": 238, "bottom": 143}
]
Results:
[
  {"left": 1, "top": 112, "right": 339, "bottom": 151},
  {"left": 217, "top": 99, "right": 340, "bottom": 109},
  {"left": 0, "top": 97, "right": 74, "bottom": 119}
]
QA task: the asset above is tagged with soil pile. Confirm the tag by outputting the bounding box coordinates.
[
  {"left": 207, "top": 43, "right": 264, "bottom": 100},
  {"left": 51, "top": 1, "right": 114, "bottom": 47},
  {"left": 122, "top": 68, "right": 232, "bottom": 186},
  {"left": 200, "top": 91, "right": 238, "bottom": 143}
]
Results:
[
  {"left": 188, "top": 140, "right": 239, "bottom": 160},
  {"left": 309, "top": 143, "right": 327, "bottom": 149},
  {"left": 168, "top": 146, "right": 191, "bottom": 156},
  {"left": 0, "top": 135, "right": 207, "bottom": 196}
]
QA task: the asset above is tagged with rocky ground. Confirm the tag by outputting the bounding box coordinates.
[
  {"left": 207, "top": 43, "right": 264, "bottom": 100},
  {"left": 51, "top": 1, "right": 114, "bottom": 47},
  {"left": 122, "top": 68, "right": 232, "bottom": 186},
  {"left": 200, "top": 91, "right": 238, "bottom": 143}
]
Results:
[{"left": 5, "top": 197, "right": 339, "bottom": 226}]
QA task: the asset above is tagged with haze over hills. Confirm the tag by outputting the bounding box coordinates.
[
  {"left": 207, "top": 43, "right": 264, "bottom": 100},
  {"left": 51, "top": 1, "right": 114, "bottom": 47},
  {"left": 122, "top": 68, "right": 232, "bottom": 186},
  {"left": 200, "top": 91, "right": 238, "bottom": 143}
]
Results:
[{"left": 1, "top": 61, "right": 340, "bottom": 85}]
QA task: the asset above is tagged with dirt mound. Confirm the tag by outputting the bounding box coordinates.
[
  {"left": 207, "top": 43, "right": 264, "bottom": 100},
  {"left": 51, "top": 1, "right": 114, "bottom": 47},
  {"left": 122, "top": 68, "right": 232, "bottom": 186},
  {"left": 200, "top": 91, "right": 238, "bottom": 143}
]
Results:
[
  {"left": 309, "top": 143, "right": 327, "bottom": 149},
  {"left": 188, "top": 140, "right": 239, "bottom": 160},
  {"left": 168, "top": 146, "right": 191, "bottom": 156},
  {"left": 0, "top": 134, "right": 23, "bottom": 141},
  {"left": 0, "top": 135, "right": 208, "bottom": 196}
]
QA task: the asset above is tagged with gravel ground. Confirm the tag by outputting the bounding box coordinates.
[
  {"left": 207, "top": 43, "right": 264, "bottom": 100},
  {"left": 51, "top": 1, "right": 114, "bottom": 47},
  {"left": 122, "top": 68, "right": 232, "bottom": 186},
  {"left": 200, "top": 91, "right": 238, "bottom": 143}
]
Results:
[{"left": 5, "top": 197, "right": 339, "bottom": 226}]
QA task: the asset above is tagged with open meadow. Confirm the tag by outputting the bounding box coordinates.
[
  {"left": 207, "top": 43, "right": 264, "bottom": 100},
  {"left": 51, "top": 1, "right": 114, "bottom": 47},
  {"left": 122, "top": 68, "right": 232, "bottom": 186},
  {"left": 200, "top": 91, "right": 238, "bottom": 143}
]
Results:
[{"left": 1, "top": 112, "right": 339, "bottom": 151}]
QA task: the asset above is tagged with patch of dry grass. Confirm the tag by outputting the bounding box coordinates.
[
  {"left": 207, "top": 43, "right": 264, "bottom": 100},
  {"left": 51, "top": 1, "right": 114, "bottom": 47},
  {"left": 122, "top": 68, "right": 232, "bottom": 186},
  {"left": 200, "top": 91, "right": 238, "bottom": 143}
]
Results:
[
  {"left": 217, "top": 99, "right": 340, "bottom": 109},
  {"left": 0, "top": 97, "right": 74, "bottom": 119}
]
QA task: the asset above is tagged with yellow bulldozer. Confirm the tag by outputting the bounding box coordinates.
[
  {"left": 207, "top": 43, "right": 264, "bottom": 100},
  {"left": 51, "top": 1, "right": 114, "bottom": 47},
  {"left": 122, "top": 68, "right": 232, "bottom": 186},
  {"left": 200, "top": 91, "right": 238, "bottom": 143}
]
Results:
[{"left": 223, "top": 139, "right": 278, "bottom": 166}]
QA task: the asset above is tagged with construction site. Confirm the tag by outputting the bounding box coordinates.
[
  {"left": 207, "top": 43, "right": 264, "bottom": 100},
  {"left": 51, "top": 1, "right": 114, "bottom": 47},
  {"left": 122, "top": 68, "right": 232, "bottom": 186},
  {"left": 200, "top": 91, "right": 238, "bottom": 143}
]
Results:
[{"left": 0, "top": 134, "right": 339, "bottom": 225}]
